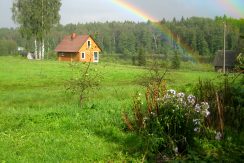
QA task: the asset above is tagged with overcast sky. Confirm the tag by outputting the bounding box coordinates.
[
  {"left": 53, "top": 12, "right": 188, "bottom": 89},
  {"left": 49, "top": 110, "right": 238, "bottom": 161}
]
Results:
[{"left": 0, "top": 0, "right": 243, "bottom": 28}]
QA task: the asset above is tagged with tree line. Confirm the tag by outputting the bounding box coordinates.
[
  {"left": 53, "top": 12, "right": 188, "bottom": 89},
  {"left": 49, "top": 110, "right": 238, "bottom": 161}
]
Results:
[{"left": 0, "top": 16, "right": 243, "bottom": 62}]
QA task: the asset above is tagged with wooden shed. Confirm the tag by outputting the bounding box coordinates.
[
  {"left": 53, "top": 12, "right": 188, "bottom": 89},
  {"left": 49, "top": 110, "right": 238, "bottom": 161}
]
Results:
[
  {"left": 55, "top": 33, "right": 102, "bottom": 62},
  {"left": 213, "top": 50, "right": 238, "bottom": 72}
]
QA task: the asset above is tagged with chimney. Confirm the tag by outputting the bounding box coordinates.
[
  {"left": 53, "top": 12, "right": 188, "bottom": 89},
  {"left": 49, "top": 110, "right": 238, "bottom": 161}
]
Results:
[{"left": 71, "top": 33, "right": 76, "bottom": 40}]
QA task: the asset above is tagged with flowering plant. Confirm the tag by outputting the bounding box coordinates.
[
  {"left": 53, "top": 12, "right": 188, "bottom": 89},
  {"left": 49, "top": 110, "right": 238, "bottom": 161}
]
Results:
[{"left": 123, "top": 81, "right": 213, "bottom": 158}]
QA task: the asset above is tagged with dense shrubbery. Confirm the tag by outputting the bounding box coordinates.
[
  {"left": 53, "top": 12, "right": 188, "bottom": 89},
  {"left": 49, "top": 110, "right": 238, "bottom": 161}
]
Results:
[
  {"left": 123, "top": 72, "right": 244, "bottom": 161},
  {"left": 123, "top": 81, "right": 216, "bottom": 160},
  {"left": 194, "top": 74, "right": 244, "bottom": 132},
  {"left": 0, "top": 40, "right": 17, "bottom": 55}
]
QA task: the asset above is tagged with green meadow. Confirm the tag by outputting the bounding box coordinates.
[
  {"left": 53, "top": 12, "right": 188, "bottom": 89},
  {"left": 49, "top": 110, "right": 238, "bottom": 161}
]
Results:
[{"left": 0, "top": 56, "right": 218, "bottom": 161}]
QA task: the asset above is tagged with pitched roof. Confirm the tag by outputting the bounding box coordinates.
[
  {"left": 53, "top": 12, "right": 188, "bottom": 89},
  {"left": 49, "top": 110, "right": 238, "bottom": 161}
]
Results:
[
  {"left": 55, "top": 34, "right": 90, "bottom": 52},
  {"left": 213, "top": 50, "right": 238, "bottom": 67}
]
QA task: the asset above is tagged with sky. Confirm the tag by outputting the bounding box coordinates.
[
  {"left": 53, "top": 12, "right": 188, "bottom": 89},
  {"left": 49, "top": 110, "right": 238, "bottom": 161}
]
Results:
[{"left": 0, "top": 0, "right": 243, "bottom": 28}]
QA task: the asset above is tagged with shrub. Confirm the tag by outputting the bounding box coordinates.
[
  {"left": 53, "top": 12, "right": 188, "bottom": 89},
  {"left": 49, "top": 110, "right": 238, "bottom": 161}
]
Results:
[
  {"left": 193, "top": 75, "right": 244, "bottom": 132},
  {"left": 123, "top": 81, "right": 212, "bottom": 160},
  {"left": 66, "top": 62, "right": 102, "bottom": 104}
]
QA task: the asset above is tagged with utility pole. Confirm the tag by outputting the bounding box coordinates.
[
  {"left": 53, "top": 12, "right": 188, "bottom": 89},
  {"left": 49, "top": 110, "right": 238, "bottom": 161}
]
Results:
[{"left": 223, "top": 22, "right": 226, "bottom": 74}]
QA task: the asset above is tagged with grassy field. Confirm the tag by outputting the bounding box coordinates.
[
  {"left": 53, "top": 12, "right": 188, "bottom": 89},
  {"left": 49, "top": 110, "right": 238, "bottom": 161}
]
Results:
[{"left": 0, "top": 56, "right": 218, "bottom": 162}]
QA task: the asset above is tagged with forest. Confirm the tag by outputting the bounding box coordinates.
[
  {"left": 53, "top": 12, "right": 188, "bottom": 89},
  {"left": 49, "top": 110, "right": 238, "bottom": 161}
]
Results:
[{"left": 0, "top": 16, "right": 244, "bottom": 63}]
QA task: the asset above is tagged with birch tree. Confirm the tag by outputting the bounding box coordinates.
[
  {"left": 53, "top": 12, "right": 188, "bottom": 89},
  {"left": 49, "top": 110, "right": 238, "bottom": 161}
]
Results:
[{"left": 12, "top": 0, "right": 61, "bottom": 59}]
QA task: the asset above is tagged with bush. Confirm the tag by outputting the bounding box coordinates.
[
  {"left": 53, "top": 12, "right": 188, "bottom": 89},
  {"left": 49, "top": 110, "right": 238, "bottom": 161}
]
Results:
[
  {"left": 66, "top": 62, "right": 102, "bottom": 105},
  {"left": 123, "top": 81, "right": 213, "bottom": 160},
  {"left": 193, "top": 75, "right": 244, "bottom": 132}
]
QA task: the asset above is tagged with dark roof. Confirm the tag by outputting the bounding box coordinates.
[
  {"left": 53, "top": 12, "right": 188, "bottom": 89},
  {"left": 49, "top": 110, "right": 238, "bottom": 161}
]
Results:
[
  {"left": 55, "top": 34, "right": 90, "bottom": 52},
  {"left": 213, "top": 50, "right": 238, "bottom": 67}
]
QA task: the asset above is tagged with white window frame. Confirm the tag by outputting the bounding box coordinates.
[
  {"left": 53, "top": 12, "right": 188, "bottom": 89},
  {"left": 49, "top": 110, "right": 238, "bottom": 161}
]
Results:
[
  {"left": 87, "top": 40, "right": 91, "bottom": 48},
  {"left": 81, "top": 52, "right": 86, "bottom": 60},
  {"left": 93, "top": 51, "right": 99, "bottom": 62}
]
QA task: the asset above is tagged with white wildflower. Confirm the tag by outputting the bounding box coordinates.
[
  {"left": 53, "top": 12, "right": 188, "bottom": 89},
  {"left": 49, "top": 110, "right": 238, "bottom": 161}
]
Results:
[
  {"left": 173, "top": 146, "right": 178, "bottom": 153},
  {"left": 201, "top": 102, "right": 209, "bottom": 110},
  {"left": 215, "top": 132, "right": 222, "bottom": 140},
  {"left": 203, "top": 109, "right": 210, "bottom": 117},
  {"left": 187, "top": 94, "right": 196, "bottom": 105},
  {"left": 167, "top": 89, "right": 176, "bottom": 96},
  {"left": 193, "top": 119, "right": 200, "bottom": 125},
  {"left": 177, "top": 92, "right": 185, "bottom": 98},
  {"left": 194, "top": 104, "right": 201, "bottom": 112},
  {"left": 194, "top": 127, "right": 200, "bottom": 132},
  {"left": 143, "top": 117, "right": 149, "bottom": 122},
  {"left": 150, "top": 112, "right": 156, "bottom": 117}
]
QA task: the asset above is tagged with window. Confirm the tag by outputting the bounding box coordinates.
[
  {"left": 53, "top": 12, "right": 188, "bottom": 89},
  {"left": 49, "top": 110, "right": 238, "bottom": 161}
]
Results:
[
  {"left": 81, "top": 52, "right": 86, "bottom": 59},
  {"left": 94, "top": 52, "right": 98, "bottom": 62},
  {"left": 81, "top": 52, "right": 85, "bottom": 59},
  {"left": 87, "top": 40, "right": 91, "bottom": 48}
]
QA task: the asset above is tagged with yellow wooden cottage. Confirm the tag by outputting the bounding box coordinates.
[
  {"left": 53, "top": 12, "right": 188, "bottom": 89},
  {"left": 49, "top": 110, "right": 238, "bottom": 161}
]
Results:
[{"left": 55, "top": 33, "right": 102, "bottom": 62}]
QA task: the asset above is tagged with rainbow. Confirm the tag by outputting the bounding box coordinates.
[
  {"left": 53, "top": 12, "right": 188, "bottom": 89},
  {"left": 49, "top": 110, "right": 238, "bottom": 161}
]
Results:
[
  {"left": 219, "top": 0, "right": 244, "bottom": 18},
  {"left": 112, "top": 0, "right": 244, "bottom": 62},
  {"left": 112, "top": 0, "right": 200, "bottom": 62}
]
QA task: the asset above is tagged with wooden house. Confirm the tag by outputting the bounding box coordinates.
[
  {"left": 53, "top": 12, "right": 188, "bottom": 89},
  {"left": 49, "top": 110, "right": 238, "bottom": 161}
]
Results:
[
  {"left": 55, "top": 33, "right": 101, "bottom": 62},
  {"left": 213, "top": 50, "right": 238, "bottom": 72}
]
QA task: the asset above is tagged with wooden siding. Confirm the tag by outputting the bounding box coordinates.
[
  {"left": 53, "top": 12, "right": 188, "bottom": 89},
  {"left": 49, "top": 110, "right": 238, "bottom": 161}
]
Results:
[
  {"left": 58, "top": 52, "right": 79, "bottom": 62},
  {"left": 77, "top": 36, "right": 101, "bottom": 62},
  {"left": 57, "top": 36, "right": 101, "bottom": 62}
]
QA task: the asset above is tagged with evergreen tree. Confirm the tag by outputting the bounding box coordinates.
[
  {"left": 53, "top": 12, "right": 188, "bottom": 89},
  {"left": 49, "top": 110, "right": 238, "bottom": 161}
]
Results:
[
  {"left": 171, "top": 51, "right": 180, "bottom": 69},
  {"left": 138, "top": 48, "right": 146, "bottom": 66}
]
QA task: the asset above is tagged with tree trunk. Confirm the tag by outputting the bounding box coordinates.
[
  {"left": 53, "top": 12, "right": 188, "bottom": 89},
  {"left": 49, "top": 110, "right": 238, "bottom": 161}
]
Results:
[
  {"left": 42, "top": 39, "right": 45, "bottom": 59},
  {"left": 38, "top": 42, "right": 42, "bottom": 60},
  {"left": 153, "top": 34, "right": 158, "bottom": 51},
  {"left": 34, "top": 39, "right": 37, "bottom": 59}
]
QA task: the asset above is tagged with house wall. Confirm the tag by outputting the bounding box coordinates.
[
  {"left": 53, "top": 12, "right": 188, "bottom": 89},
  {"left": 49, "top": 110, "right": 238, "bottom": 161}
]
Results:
[
  {"left": 78, "top": 36, "right": 101, "bottom": 62},
  {"left": 57, "top": 36, "right": 101, "bottom": 62},
  {"left": 58, "top": 52, "right": 79, "bottom": 61}
]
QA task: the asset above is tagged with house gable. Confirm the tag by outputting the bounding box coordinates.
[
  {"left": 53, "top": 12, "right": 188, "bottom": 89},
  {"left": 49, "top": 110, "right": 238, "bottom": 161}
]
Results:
[
  {"left": 78, "top": 36, "right": 101, "bottom": 62},
  {"left": 55, "top": 33, "right": 102, "bottom": 62},
  {"left": 78, "top": 36, "right": 101, "bottom": 52}
]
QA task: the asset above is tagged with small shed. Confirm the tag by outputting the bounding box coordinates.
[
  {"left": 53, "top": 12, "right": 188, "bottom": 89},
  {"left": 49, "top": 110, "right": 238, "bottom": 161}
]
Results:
[
  {"left": 55, "top": 33, "right": 102, "bottom": 62},
  {"left": 213, "top": 50, "right": 238, "bottom": 72}
]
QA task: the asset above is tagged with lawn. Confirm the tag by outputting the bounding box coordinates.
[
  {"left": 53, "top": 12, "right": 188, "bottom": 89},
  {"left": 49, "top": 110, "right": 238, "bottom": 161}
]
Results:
[{"left": 0, "top": 56, "right": 218, "bottom": 162}]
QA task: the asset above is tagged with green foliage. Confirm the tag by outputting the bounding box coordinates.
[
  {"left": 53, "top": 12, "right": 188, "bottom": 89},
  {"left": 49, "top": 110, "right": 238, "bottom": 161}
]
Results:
[
  {"left": 138, "top": 48, "right": 146, "bottom": 66},
  {"left": 12, "top": 0, "right": 61, "bottom": 41},
  {"left": 11, "top": 0, "right": 61, "bottom": 59},
  {"left": 236, "top": 53, "right": 244, "bottom": 71},
  {"left": 0, "top": 56, "right": 243, "bottom": 161},
  {"left": 193, "top": 75, "right": 244, "bottom": 132},
  {"left": 171, "top": 51, "right": 180, "bottom": 69},
  {"left": 66, "top": 62, "right": 103, "bottom": 104},
  {"left": 1, "top": 15, "right": 244, "bottom": 61},
  {"left": 123, "top": 81, "right": 213, "bottom": 160},
  {"left": 0, "top": 40, "right": 17, "bottom": 55}
]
